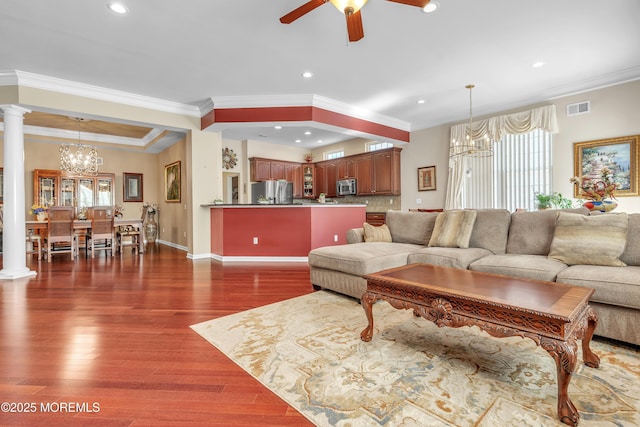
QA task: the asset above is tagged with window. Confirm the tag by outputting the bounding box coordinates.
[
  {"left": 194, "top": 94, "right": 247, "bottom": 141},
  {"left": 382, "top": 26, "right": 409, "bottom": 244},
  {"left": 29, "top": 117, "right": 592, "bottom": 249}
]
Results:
[
  {"left": 325, "top": 149, "right": 344, "bottom": 160},
  {"left": 461, "top": 129, "right": 552, "bottom": 211},
  {"left": 367, "top": 141, "right": 393, "bottom": 151}
]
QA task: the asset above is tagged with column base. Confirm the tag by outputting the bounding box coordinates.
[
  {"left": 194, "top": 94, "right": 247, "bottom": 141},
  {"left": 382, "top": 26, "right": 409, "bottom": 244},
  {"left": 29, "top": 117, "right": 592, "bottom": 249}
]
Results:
[{"left": 0, "top": 269, "right": 37, "bottom": 280}]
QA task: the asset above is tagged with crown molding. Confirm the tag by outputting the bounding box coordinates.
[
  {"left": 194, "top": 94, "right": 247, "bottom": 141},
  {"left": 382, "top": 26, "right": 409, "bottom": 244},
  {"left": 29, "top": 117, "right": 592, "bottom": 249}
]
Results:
[{"left": 0, "top": 70, "right": 201, "bottom": 117}]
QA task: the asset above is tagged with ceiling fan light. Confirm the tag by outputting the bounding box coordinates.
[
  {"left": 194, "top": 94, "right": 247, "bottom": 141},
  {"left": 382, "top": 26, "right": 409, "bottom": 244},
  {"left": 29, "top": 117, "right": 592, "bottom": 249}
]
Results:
[{"left": 329, "top": 0, "right": 368, "bottom": 14}]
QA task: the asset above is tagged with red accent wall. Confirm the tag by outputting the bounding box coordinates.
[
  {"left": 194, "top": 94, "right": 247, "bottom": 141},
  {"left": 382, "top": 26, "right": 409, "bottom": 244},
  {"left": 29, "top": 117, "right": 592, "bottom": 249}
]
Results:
[
  {"left": 209, "top": 206, "right": 366, "bottom": 258},
  {"left": 200, "top": 105, "right": 410, "bottom": 143}
]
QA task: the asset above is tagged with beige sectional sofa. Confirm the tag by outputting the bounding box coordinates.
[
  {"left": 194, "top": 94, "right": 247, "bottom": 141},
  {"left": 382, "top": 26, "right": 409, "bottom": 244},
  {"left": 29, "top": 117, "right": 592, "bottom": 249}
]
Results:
[{"left": 308, "top": 208, "right": 640, "bottom": 346}]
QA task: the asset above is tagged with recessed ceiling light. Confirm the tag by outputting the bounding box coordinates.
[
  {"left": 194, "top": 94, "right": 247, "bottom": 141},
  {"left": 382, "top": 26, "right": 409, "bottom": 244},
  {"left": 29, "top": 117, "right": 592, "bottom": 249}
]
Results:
[
  {"left": 107, "top": 2, "right": 128, "bottom": 14},
  {"left": 274, "top": 125, "right": 282, "bottom": 130},
  {"left": 532, "top": 61, "right": 545, "bottom": 68},
  {"left": 422, "top": 1, "right": 438, "bottom": 13},
  {"left": 317, "top": 140, "right": 323, "bottom": 143},
  {"left": 417, "top": 99, "right": 425, "bottom": 104},
  {"left": 295, "top": 139, "right": 302, "bottom": 143},
  {"left": 304, "top": 131, "right": 312, "bottom": 135},
  {"left": 301, "top": 71, "right": 313, "bottom": 78}
]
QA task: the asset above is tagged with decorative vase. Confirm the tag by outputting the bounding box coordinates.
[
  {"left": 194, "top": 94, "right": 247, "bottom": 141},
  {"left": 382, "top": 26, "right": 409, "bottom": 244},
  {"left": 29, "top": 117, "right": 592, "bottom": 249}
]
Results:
[
  {"left": 583, "top": 200, "right": 617, "bottom": 213},
  {"left": 36, "top": 212, "right": 46, "bottom": 221},
  {"left": 145, "top": 212, "right": 158, "bottom": 243}
]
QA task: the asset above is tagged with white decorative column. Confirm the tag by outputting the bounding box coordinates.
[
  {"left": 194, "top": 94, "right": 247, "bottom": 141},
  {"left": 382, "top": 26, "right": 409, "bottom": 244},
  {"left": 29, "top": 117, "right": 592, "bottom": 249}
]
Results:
[{"left": 0, "top": 104, "right": 36, "bottom": 280}]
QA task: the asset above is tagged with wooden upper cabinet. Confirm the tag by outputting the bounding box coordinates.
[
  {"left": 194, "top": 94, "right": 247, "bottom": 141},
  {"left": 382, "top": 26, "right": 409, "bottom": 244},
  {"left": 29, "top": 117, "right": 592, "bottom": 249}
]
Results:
[
  {"left": 354, "top": 147, "right": 402, "bottom": 196},
  {"left": 250, "top": 158, "right": 272, "bottom": 182},
  {"left": 270, "top": 161, "right": 286, "bottom": 180},
  {"left": 325, "top": 161, "right": 338, "bottom": 197},
  {"left": 285, "top": 162, "right": 303, "bottom": 198},
  {"left": 314, "top": 162, "right": 327, "bottom": 196},
  {"left": 343, "top": 158, "right": 357, "bottom": 179},
  {"left": 355, "top": 155, "right": 374, "bottom": 195}
]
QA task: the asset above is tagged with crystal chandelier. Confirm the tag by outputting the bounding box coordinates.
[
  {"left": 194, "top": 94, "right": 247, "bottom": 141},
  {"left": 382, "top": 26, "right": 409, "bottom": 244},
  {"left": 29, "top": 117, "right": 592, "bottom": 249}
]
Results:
[
  {"left": 60, "top": 117, "right": 99, "bottom": 176},
  {"left": 449, "top": 84, "right": 494, "bottom": 158}
]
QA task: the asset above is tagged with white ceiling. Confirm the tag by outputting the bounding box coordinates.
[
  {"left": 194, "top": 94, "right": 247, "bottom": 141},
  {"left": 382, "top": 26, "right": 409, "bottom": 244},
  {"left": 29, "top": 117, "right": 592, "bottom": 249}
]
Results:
[{"left": 1, "top": 0, "right": 639, "bottom": 149}]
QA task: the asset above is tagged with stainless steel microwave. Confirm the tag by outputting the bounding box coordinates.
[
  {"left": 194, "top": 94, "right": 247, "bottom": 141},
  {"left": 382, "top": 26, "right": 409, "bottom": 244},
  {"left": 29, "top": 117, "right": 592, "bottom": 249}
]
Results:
[{"left": 337, "top": 179, "right": 357, "bottom": 196}]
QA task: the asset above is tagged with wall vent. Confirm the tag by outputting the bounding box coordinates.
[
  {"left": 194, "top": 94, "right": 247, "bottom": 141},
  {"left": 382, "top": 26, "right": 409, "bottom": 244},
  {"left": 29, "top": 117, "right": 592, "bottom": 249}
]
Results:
[{"left": 567, "top": 101, "right": 590, "bottom": 117}]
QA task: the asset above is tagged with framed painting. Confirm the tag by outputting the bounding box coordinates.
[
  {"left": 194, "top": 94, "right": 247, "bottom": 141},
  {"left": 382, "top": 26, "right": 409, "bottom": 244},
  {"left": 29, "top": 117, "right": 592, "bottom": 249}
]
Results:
[
  {"left": 573, "top": 135, "right": 639, "bottom": 197},
  {"left": 418, "top": 166, "right": 436, "bottom": 191},
  {"left": 123, "top": 172, "right": 143, "bottom": 202},
  {"left": 164, "top": 161, "right": 181, "bottom": 203}
]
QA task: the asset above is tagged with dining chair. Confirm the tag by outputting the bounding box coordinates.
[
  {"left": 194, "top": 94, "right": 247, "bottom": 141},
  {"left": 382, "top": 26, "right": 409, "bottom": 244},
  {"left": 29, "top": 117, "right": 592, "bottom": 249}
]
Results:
[
  {"left": 115, "top": 206, "right": 145, "bottom": 254},
  {"left": 86, "top": 206, "right": 115, "bottom": 258},
  {"left": 44, "top": 206, "right": 77, "bottom": 262}
]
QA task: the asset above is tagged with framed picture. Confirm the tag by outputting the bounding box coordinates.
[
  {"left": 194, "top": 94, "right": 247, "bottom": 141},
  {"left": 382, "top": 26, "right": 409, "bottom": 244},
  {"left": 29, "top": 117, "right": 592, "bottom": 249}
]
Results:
[
  {"left": 164, "top": 160, "right": 181, "bottom": 202},
  {"left": 573, "top": 135, "right": 639, "bottom": 197},
  {"left": 0, "top": 167, "right": 3, "bottom": 204},
  {"left": 418, "top": 166, "right": 436, "bottom": 191},
  {"left": 123, "top": 172, "right": 143, "bottom": 202}
]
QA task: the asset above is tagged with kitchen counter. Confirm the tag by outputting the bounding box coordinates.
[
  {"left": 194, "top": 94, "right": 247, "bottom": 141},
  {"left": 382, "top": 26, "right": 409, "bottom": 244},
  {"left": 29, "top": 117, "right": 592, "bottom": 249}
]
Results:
[{"left": 205, "top": 204, "right": 366, "bottom": 261}]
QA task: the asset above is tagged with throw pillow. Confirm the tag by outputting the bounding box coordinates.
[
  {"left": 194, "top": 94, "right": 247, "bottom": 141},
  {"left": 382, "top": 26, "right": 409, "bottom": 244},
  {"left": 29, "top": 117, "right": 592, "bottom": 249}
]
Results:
[
  {"left": 548, "top": 212, "right": 628, "bottom": 266},
  {"left": 363, "top": 222, "right": 392, "bottom": 243},
  {"left": 428, "top": 210, "right": 477, "bottom": 248}
]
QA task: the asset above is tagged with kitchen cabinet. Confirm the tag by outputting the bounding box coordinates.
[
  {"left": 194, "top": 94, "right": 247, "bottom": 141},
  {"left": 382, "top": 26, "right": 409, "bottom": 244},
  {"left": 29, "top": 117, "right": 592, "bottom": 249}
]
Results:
[
  {"left": 325, "top": 161, "right": 338, "bottom": 197},
  {"left": 314, "top": 162, "right": 327, "bottom": 196},
  {"left": 34, "top": 169, "right": 115, "bottom": 210},
  {"left": 366, "top": 212, "right": 386, "bottom": 226},
  {"left": 270, "top": 161, "right": 286, "bottom": 180},
  {"left": 338, "top": 157, "right": 356, "bottom": 179},
  {"left": 250, "top": 158, "right": 273, "bottom": 182},
  {"left": 285, "top": 162, "right": 303, "bottom": 198},
  {"left": 354, "top": 147, "right": 402, "bottom": 196}
]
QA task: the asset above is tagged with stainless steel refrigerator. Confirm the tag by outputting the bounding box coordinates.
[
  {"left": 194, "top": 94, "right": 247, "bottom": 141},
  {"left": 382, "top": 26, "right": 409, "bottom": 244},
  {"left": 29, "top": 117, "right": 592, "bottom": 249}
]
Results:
[{"left": 251, "top": 180, "right": 293, "bottom": 204}]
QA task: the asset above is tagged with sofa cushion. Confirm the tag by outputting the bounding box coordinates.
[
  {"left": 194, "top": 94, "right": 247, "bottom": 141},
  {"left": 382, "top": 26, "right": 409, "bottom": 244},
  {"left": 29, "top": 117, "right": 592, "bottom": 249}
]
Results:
[
  {"left": 385, "top": 210, "right": 438, "bottom": 245},
  {"left": 408, "top": 247, "right": 493, "bottom": 270},
  {"left": 506, "top": 208, "right": 589, "bottom": 255},
  {"left": 428, "top": 210, "right": 477, "bottom": 248},
  {"left": 548, "top": 212, "right": 628, "bottom": 267},
  {"left": 469, "top": 254, "right": 568, "bottom": 282},
  {"left": 621, "top": 213, "right": 640, "bottom": 266},
  {"left": 557, "top": 265, "right": 640, "bottom": 310},
  {"left": 308, "top": 242, "right": 422, "bottom": 277},
  {"left": 468, "top": 209, "right": 511, "bottom": 254},
  {"left": 363, "top": 223, "right": 392, "bottom": 242}
]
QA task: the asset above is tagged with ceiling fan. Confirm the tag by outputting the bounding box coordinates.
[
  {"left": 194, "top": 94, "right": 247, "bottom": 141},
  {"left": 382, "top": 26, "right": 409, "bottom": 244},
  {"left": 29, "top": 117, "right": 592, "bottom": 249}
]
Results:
[{"left": 280, "top": 0, "right": 432, "bottom": 42}]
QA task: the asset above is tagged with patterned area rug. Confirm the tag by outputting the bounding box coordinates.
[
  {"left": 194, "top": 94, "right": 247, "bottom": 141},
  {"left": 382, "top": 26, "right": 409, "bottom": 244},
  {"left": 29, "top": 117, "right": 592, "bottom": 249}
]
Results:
[{"left": 191, "top": 291, "right": 640, "bottom": 426}]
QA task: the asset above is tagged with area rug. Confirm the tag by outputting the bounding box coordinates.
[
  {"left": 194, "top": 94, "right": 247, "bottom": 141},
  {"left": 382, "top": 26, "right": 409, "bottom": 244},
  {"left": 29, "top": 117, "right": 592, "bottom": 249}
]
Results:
[{"left": 191, "top": 291, "right": 640, "bottom": 426}]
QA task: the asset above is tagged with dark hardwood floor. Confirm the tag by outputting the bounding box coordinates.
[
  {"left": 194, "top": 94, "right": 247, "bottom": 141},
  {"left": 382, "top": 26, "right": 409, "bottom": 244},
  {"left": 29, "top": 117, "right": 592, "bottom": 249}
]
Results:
[{"left": 0, "top": 244, "right": 315, "bottom": 426}]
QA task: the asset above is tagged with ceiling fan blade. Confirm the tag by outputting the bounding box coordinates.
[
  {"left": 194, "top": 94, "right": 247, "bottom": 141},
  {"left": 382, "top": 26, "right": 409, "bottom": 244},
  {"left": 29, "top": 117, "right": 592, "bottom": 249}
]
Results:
[
  {"left": 386, "top": 0, "right": 431, "bottom": 7},
  {"left": 346, "top": 9, "right": 364, "bottom": 42},
  {"left": 280, "top": 0, "right": 328, "bottom": 24}
]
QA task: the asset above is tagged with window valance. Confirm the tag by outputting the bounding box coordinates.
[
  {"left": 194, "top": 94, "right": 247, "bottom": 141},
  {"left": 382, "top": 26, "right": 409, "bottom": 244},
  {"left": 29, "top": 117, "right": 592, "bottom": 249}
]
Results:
[{"left": 450, "top": 104, "right": 559, "bottom": 148}]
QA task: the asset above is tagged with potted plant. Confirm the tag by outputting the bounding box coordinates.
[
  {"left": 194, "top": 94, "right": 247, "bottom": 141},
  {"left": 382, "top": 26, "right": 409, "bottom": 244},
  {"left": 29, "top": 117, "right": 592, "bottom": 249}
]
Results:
[{"left": 535, "top": 192, "right": 575, "bottom": 210}]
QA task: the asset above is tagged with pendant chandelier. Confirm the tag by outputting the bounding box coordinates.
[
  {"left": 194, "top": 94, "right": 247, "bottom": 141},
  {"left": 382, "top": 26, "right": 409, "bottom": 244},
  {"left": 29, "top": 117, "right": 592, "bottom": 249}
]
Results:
[
  {"left": 449, "top": 84, "right": 494, "bottom": 158},
  {"left": 60, "top": 117, "right": 99, "bottom": 176}
]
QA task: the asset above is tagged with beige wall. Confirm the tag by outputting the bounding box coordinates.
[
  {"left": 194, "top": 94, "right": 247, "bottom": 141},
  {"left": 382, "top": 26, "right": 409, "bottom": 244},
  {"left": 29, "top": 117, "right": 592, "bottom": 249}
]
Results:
[
  {"left": 401, "top": 79, "right": 640, "bottom": 213},
  {"left": 22, "top": 140, "right": 160, "bottom": 220}
]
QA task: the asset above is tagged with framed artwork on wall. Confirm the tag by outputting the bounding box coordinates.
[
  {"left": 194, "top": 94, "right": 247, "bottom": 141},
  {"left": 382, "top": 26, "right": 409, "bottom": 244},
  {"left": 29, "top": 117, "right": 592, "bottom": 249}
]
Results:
[
  {"left": 164, "top": 161, "right": 181, "bottom": 203},
  {"left": 418, "top": 165, "right": 436, "bottom": 191},
  {"left": 123, "top": 172, "right": 143, "bottom": 202},
  {"left": 573, "top": 135, "right": 639, "bottom": 197}
]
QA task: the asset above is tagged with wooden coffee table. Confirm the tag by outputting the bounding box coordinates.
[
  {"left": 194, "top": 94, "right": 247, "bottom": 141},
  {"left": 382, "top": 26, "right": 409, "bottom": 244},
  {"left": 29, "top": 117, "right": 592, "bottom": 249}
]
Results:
[{"left": 360, "top": 264, "right": 599, "bottom": 427}]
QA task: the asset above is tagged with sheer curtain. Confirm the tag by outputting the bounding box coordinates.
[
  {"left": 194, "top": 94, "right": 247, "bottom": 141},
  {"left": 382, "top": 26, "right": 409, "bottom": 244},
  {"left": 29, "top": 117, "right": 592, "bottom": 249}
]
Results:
[{"left": 445, "top": 105, "right": 558, "bottom": 210}]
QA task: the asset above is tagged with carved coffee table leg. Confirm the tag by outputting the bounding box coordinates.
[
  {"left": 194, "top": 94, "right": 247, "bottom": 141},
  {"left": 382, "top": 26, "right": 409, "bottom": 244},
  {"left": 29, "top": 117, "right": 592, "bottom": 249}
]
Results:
[
  {"left": 543, "top": 339, "right": 580, "bottom": 426},
  {"left": 360, "top": 292, "right": 377, "bottom": 342},
  {"left": 581, "top": 306, "right": 600, "bottom": 368}
]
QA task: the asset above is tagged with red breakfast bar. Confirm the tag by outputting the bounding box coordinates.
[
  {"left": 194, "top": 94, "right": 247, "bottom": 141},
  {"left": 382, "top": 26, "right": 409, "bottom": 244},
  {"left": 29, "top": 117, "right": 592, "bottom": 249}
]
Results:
[{"left": 204, "top": 204, "right": 366, "bottom": 261}]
